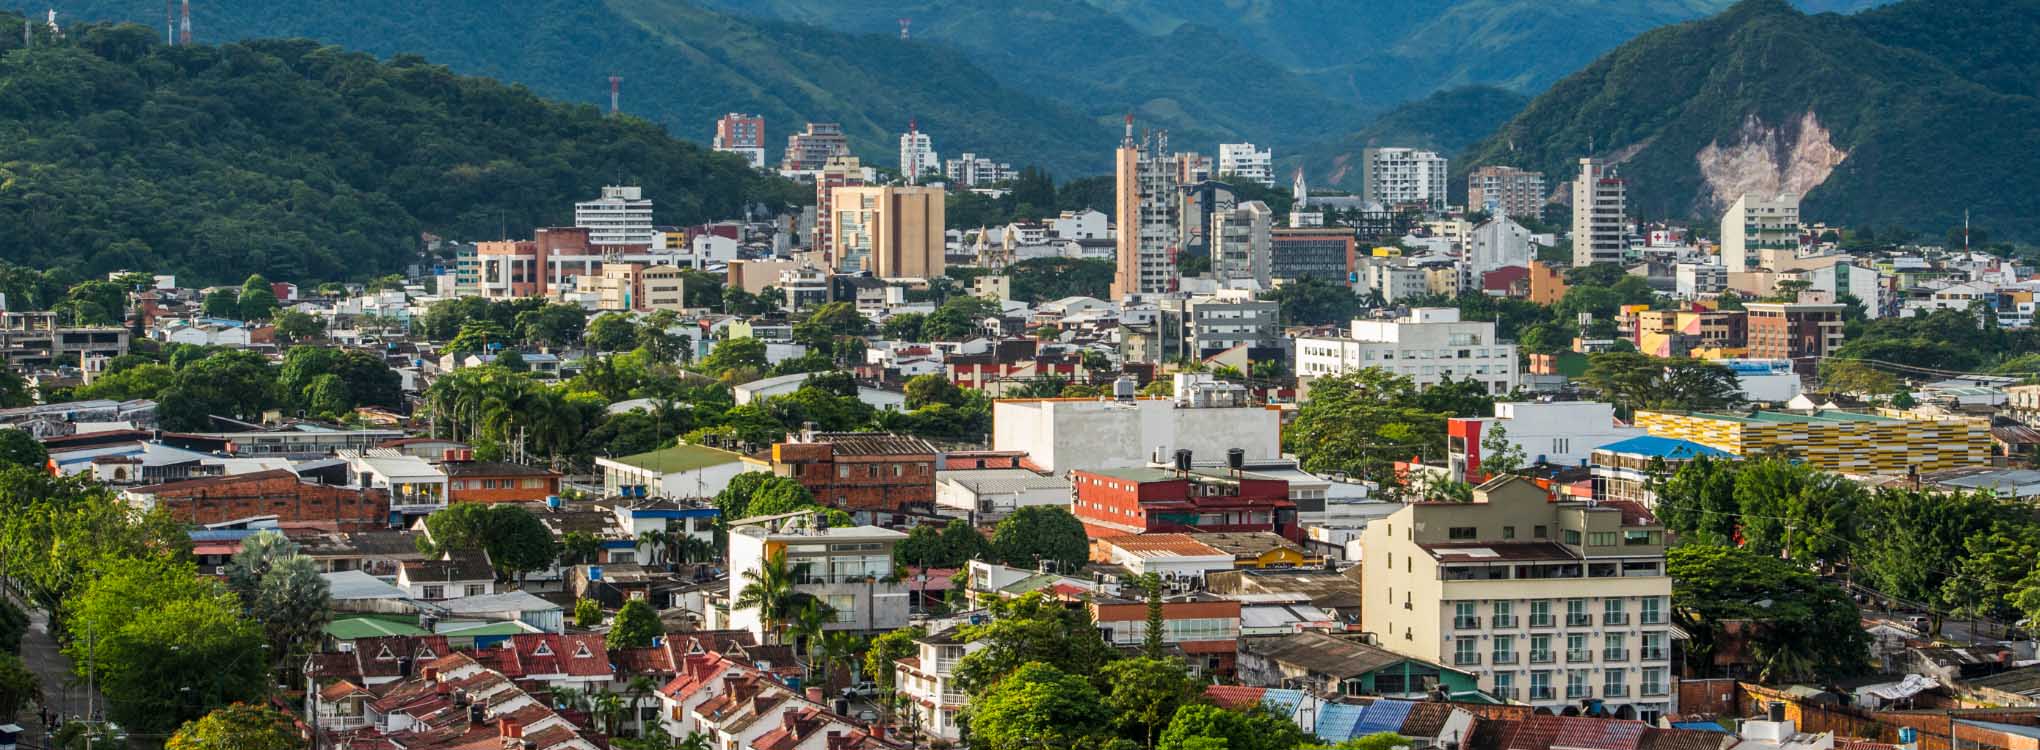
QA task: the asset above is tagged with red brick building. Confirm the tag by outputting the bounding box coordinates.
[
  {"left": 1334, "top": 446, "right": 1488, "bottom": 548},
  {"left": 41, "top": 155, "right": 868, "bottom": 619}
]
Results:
[
  {"left": 1070, "top": 465, "right": 1297, "bottom": 541},
  {"left": 444, "top": 458, "right": 562, "bottom": 504},
  {"left": 1746, "top": 301, "right": 1845, "bottom": 375},
  {"left": 123, "top": 469, "right": 389, "bottom": 527},
  {"left": 769, "top": 431, "right": 937, "bottom": 514}
]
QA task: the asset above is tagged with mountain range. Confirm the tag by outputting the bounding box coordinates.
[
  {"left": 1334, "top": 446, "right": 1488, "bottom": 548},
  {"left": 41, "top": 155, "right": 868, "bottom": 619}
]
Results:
[
  {"left": 18, "top": 0, "right": 1891, "bottom": 182},
  {"left": 1459, "top": 0, "right": 2040, "bottom": 239}
]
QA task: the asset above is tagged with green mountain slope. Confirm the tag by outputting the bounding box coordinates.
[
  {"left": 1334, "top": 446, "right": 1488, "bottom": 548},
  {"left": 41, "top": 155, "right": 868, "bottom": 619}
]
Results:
[
  {"left": 12, "top": 0, "right": 1112, "bottom": 175},
  {"left": 1458, "top": 0, "right": 2040, "bottom": 239},
  {"left": 0, "top": 14, "right": 799, "bottom": 283},
  {"left": 1291, "top": 86, "right": 1531, "bottom": 190}
]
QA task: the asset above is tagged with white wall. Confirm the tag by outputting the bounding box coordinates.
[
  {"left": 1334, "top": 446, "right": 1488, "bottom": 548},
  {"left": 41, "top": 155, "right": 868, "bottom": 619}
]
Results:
[{"left": 991, "top": 399, "right": 1281, "bottom": 474}]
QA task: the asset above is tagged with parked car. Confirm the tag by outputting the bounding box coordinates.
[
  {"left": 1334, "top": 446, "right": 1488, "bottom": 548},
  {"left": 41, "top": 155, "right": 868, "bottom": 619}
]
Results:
[{"left": 841, "top": 680, "right": 878, "bottom": 699}]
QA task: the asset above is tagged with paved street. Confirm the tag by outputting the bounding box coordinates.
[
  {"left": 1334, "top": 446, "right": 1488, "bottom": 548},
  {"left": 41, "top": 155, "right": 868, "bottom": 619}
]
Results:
[{"left": 9, "top": 592, "right": 103, "bottom": 749}]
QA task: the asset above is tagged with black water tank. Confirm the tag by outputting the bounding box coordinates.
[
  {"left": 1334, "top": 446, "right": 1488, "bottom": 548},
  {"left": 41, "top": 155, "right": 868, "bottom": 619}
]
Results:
[
  {"left": 1174, "top": 449, "right": 1192, "bottom": 471},
  {"left": 1227, "top": 448, "right": 1245, "bottom": 471}
]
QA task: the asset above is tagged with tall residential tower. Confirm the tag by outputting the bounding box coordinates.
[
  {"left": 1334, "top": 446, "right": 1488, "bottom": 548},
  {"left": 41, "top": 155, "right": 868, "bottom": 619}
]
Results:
[
  {"left": 1113, "top": 117, "right": 1182, "bottom": 299},
  {"left": 1571, "top": 158, "right": 1628, "bottom": 267}
]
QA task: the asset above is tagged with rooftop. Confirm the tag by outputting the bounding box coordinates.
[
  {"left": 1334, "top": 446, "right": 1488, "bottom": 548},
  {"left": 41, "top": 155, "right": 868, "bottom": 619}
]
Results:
[
  {"left": 1419, "top": 541, "right": 1580, "bottom": 562},
  {"left": 441, "top": 461, "right": 560, "bottom": 478},
  {"left": 1593, "top": 435, "right": 1739, "bottom": 461},
  {"left": 1096, "top": 534, "right": 1229, "bottom": 559},
  {"left": 607, "top": 443, "right": 747, "bottom": 474},
  {"left": 1241, "top": 631, "right": 1427, "bottom": 679},
  {"left": 1668, "top": 409, "right": 1902, "bottom": 425}
]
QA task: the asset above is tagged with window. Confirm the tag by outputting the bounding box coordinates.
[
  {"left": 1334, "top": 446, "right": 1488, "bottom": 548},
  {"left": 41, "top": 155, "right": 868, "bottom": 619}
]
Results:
[
  {"left": 464, "top": 584, "right": 485, "bottom": 597},
  {"left": 1566, "top": 598, "right": 1590, "bottom": 627},
  {"left": 1534, "top": 525, "right": 1549, "bottom": 539},
  {"left": 1604, "top": 668, "right": 1628, "bottom": 697},
  {"left": 422, "top": 585, "right": 444, "bottom": 599},
  {"left": 1588, "top": 532, "right": 1617, "bottom": 547},
  {"left": 1563, "top": 529, "right": 1582, "bottom": 545},
  {"left": 1623, "top": 529, "right": 1660, "bottom": 545},
  {"left": 1566, "top": 669, "right": 1592, "bottom": 699},
  {"left": 1553, "top": 438, "right": 1570, "bottom": 455},
  {"left": 1493, "top": 671, "right": 1516, "bottom": 699},
  {"left": 1565, "top": 634, "right": 1588, "bottom": 662},
  {"left": 1529, "top": 600, "right": 1553, "bottom": 628},
  {"left": 1604, "top": 632, "right": 1627, "bottom": 661},
  {"left": 1642, "top": 667, "right": 1667, "bottom": 695},
  {"left": 1454, "top": 637, "right": 1479, "bottom": 666},
  {"left": 1530, "top": 671, "right": 1553, "bottom": 700},
  {"left": 1492, "top": 635, "right": 1517, "bottom": 664},
  {"left": 1454, "top": 601, "right": 1478, "bottom": 629},
  {"left": 1530, "top": 635, "right": 1553, "bottom": 663},
  {"left": 1604, "top": 598, "right": 1628, "bottom": 626},
  {"left": 837, "top": 465, "right": 850, "bottom": 478},
  {"left": 1639, "top": 597, "right": 1663, "bottom": 625},
  {"left": 1643, "top": 632, "right": 1668, "bottom": 661},
  {"left": 1448, "top": 526, "right": 1477, "bottom": 540},
  {"left": 1492, "top": 600, "right": 1515, "bottom": 628},
  {"left": 1502, "top": 526, "right": 1516, "bottom": 540}
]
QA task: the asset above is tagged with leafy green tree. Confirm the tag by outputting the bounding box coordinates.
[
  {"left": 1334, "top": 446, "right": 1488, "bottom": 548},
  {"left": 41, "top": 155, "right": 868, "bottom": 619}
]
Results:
[
  {"left": 609, "top": 599, "right": 662, "bottom": 650},
  {"left": 881, "top": 312, "right": 927, "bottom": 341},
  {"left": 0, "top": 597, "right": 27, "bottom": 653},
  {"left": 447, "top": 319, "right": 512, "bottom": 356},
  {"left": 698, "top": 337, "right": 769, "bottom": 378},
  {"left": 0, "top": 468, "right": 188, "bottom": 626},
  {"left": 0, "top": 429, "right": 47, "bottom": 470},
  {"left": 237, "top": 275, "right": 280, "bottom": 321},
  {"left": 158, "top": 350, "right": 281, "bottom": 430},
  {"left": 955, "top": 591, "right": 1118, "bottom": 695},
  {"left": 1286, "top": 369, "right": 1448, "bottom": 485},
  {"left": 574, "top": 598, "right": 603, "bottom": 629},
  {"left": 965, "top": 662, "right": 1116, "bottom": 750},
  {"left": 1951, "top": 522, "right": 2040, "bottom": 624},
  {"left": 905, "top": 374, "right": 967, "bottom": 409},
  {"left": 1415, "top": 375, "right": 1495, "bottom": 418},
  {"left": 1668, "top": 545, "right": 1868, "bottom": 683},
  {"left": 1582, "top": 353, "right": 1744, "bottom": 416},
  {"left": 0, "top": 366, "right": 28, "bottom": 409},
  {"left": 1259, "top": 275, "right": 1362, "bottom": 326},
  {"left": 1858, "top": 488, "right": 2009, "bottom": 609},
  {"left": 166, "top": 703, "right": 299, "bottom": 750},
  {"left": 0, "top": 652, "right": 35, "bottom": 723},
  {"left": 57, "top": 280, "right": 128, "bottom": 325},
  {"left": 516, "top": 303, "right": 588, "bottom": 349},
  {"left": 1306, "top": 733, "right": 1418, "bottom": 750},
  {"left": 1101, "top": 657, "right": 1197, "bottom": 748},
  {"left": 744, "top": 477, "right": 820, "bottom": 517},
  {"left": 924, "top": 296, "right": 1003, "bottom": 341},
  {"left": 222, "top": 531, "right": 300, "bottom": 604},
  {"left": 866, "top": 625, "right": 924, "bottom": 708},
  {"left": 586, "top": 313, "right": 641, "bottom": 352},
  {"left": 1732, "top": 458, "right": 1862, "bottom": 564},
  {"left": 1157, "top": 704, "right": 1311, "bottom": 750},
  {"left": 66, "top": 557, "right": 268, "bottom": 732},
  {"left": 254, "top": 555, "right": 331, "bottom": 681},
  {"left": 270, "top": 309, "right": 324, "bottom": 343},
  {"left": 1477, "top": 424, "right": 1528, "bottom": 477},
  {"left": 991, "top": 506, "right": 1088, "bottom": 572},
  {"left": 419, "top": 503, "right": 559, "bottom": 582},
  {"left": 714, "top": 472, "right": 776, "bottom": 521},
  {"left": 1651, "top": 455, "right": 1741, "bottom": 543}
]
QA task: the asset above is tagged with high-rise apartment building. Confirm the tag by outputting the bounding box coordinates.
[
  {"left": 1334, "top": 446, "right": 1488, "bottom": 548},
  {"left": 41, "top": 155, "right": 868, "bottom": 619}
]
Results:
[
  {"left": 1211, "top": 200, "right": 1273, "bottom": 288},
  {"left": 943, "top": 153, "right": 1015, "bottom": 187},
  {"left": 1361, "top": 148, "right": 1448, "bottom": 208},
  {"left": 711, "top": 113, "right": 766, "bottom": 169},
  {"left": 829, "top": 185, "right": 946, "bottom": 280},
  {"left": 574, "top": 186, "right": 655, "bottom": 247},
  {"left": 1178, "top": 180, "right": 1238, "bottom": 264},
  {"left": 1358, "top": 476, "right": 1674, "bottom": 722},
  {"left": 1571, "top": 158, "right": 1628, "bottom": 267},
  {"left": 1721, "top": 192, "right": 1801, "bottom": 273},
  {"left": 781, "top": 122, "right": 849, "bottom": 173},
  {"left": 1467, "top": 166, "right": 1547, "bottom": 220},
  {"left": 898, "top": 124, "right": 939, "bottom": 184},
  {"left": 1217, "top": 143, "right": 1274, "bottom": 187},
  {"left": 811, "top": 155, "right": 866, "bottom": 258},
  {"left": 1113, "top": 117, "right": 1183, "bottom": 299}
]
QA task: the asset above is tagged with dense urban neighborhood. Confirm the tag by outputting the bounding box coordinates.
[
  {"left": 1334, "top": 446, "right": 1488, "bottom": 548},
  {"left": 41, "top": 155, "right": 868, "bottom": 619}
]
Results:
[{"left": 4, "top": 2, "right": 2040, "bottom": 750}]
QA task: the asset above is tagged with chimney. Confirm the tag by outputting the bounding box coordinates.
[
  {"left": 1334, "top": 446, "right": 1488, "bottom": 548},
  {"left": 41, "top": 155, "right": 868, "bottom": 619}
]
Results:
[
  {"left": 422, "top": 666, "right": 440, "bottom": 683},
  {"left": 499, "top": 719, "right": 522, "bottom": 739}
]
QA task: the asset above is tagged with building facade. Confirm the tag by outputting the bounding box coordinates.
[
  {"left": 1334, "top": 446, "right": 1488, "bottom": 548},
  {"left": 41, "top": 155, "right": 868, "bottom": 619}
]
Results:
[
  {"left": 828, "top": 185, "right": 945, "bottom": 279},
  {"left": 1358, "top": 477, "right": 1674, "bottom": 721},
  {"left": 711, "top": 112, "right": 766, "bottom": 168},
  {"left": 1269, "top": 228, "right": 1357, "bottom": 283},
  {"left": 769, "top": 431, "right": 938, "bottom": 515},
  {"left": 1633, "top": 409, "right": 1988, "bottom": 474},
  {"left": 1721, "top": 192, "right": 1801, "bottom": 274},
  {"left": 1113, "top": 118, "right": 1183, "bottom": 299},
  {"left": 1217, "top": 143, "right": 1274, "bottom": 187},
  {"left": 1467, "top": 166, "right": 1547, "bottom": 220},
  {"left": 1295, "top": 308, "right": 1518, "bottom": 393},
  {"left": 991, "top": 375, "right": 1282, "bottom": 474},
  {"left": 1361, "top": 148, "right": 1448, "bottom": 208},
  {"left": 574, "top": 186, "right": 656, "bottom": 248},
  {"left": 123, "top": 469, "right": 388, "bottom": 527},
  {"left": 727, "top": 517, "right": 909, "bottom": 638},
  {"left": 1744, "top": 302, "right": 1844, "bottom": 373},
  {"left": 943, "top": 153, "right": 1015, "bottom": 187},
  {"left": 1070, "top": 466, "right": 1298, "bottom": 541},
  {"left": 781, "top": 122, "right": 848, "bottom": 173},
  {"left": 1211, "top": 200, "right": 1273, "bottom": 288},
  {"left": 898, "top": 125, "right": 939, "bottom": 184},
  {"left": 812, "top": 155, "right": 867, "bottom": 258},
  {"left": 1571, "top": 158, "right": 1628, "bottom": 267}
]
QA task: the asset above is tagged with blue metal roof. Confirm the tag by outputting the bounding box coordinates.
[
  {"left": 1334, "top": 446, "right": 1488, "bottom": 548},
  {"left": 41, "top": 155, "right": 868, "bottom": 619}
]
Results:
[
  {"left": 1352, "top": 699, "right": 1413, "bottom": 736},
  {"left": 1314, "top": 703, "right": 1366, "bottom": 743},
  {"left": 1258, "top": 689, "right": 1303, "bottom": 719},
  {"left": 188, "top": 529, "right": 260, "bottom": 542},
  {"left": 1672, "top": 722, "right": 1730, "bottom": 733},
  {"left": 1594, "top": 435, "right": 1738, "bottom": 460}
]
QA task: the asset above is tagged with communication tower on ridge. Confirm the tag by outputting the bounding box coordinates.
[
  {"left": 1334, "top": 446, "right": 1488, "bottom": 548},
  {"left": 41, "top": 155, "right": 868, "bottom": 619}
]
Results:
[{"left": 899, "top": 18, "right": 910, "bottom": 40}]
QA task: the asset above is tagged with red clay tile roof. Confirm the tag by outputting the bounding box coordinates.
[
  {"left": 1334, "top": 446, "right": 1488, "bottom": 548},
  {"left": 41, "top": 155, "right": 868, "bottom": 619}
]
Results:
[{"left": 1204, "top": 685, "right": 1268, "bottom": 710}]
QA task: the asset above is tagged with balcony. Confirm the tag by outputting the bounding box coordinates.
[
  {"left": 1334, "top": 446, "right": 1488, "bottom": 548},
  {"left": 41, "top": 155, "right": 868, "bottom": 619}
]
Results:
[
  {"left": 1566, "top": 614, "right": 1592, "bottom": 627},
  {"left": 1566, "top": 649, "right": 1591, "bottom": 663},
  {"left": 1530, "top": 686, "right": 1556, "bottom": 701},
  {"left": 1491, "top": 687, "right": 1518, "bottom": 700},
  {"left": 1454, "top": 616, "right": 1482, "bottom": 630},
  {"left": 1641, "top": 612, "right": 1665, "bottom": 625},
  {"left": 1603, "top": 649, "right": 1629, "bottom": 661},
  {"left": 1605, "top": 684, "right": 1630, "bottom": 698},
  {"left": 1642, "top": 648, "right": 1668, "bottom": 661},
  {"left": 1567, "top": 685, "right": 1592, "bottom": 700},
  {"left": 940, "top": 690, "right": 968, "bottom": 706},
  {"left": 1492, "top": 651, "right": 1519, "bottom": 665},
  {"left": 1529, "top": 615, "right": 1555, "bottom": 628},
  {"left": 1492, "top": 615, "right": 1518, "bottom": 629},
  {"left": 1529, "top": 651, "right": 1555, "bottom": 664},
  {"left": 1453, "top": 653, "right": 1483, "bottom": 667},
  {"left": 1643, "top": 682, "right": 1669, "bottom": 697},
  {"left": 1604, "top": 613, "right": 1630, "bottom": 626}
]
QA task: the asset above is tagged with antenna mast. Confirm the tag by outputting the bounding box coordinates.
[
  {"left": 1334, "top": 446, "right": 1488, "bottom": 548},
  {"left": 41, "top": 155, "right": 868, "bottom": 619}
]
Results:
[
  {"left": 899, "top": 18, "right": 910, "bottom": 40},
  {"left": 608, "top": 75, "right": 621, "bottom": 116},
  {"left": 179, "top": 0, "right": 190, "bottom": 45}
]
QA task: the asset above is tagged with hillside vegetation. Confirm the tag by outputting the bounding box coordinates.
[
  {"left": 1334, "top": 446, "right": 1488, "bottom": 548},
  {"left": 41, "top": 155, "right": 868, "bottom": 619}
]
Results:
[
  {"left": 0, "top": 14, "right": 798, "bottom": 283},
  {"left": 1458, "top": 0, "right": 2040, "bottom": 239}
]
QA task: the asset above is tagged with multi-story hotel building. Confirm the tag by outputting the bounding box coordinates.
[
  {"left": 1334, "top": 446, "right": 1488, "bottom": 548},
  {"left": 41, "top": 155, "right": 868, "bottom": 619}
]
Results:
[{"left": 1359, "top": 477, "right": 1674, "bottom": 721}]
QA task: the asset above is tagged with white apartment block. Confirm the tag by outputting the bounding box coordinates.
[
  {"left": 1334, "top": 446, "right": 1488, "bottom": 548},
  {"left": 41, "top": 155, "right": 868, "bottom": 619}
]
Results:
[
  {"left": 574, "top": 185, "right": 656, "bottom": 247},
  {"left": 1051, "top": 209, "right": 1108, "bottom": 240},
  {"left": 1571, "top": 159, "right": 1628, "bottom": 267},
  {"left": 943, "top": 152, "right": 1016, "bottom": 187},
  {"left": 1217, "top": 142, "right": 1275, "bottom": 187},
  {"left": 899, "top": 128, "right": 939, "bottom": 184},
  {"left": 1722, "top": 193, "right": 1801, "bottom": 273},
  {"left": 1362, "top": 148, "right": 1449, "bottom": 208},
  {"left": 1675, "top": 262, "right": 1728, "bottom": 299},
  {"left": 1453, "top": 401, "right": 1644, "bottom": 472},
  {"left": 894, "top": 627, "right": 986, "bottom": 742},
  {"left": 1295, "top": 308, "right": 1518, "bottom": 393},
  {"left": 991, "top": 374, "right": 1281, "bottom": 474},
  {"left": 1468, "top": 217, "right": 1534, "bottom": 278},
  {"left": 727, "top": 516, "right": 909, "bottom": 639},
  {"left": 1211, "top": 200, "right": 1273, "bottom": 288},
  {"left": 1359, "top": 477, "right": 1674, "bottom": 722}
]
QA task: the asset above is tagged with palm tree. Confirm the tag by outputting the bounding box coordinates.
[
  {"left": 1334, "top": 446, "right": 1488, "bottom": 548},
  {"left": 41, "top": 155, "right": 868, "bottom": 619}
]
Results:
[
  {"left": 733, "top": 549, "right": 800, "bottom": 644},
  {"left": 819, "top": 631, "right": 866, "bottom": 688},
  {"left": 624, "top": 674, "right": 660, "bottom": 737},
  {"left": 591, "top": 692, "right": 627, "bottom": 735},
  {"left": 677, "top": 732, "right": 712, "bottom": 750},
  {"left": 552, "top": 686, "right": 590, "bottom": 713},
  {"left": 790, "top": 598, "right": 834, "bottom": 679},
  {"left": 637, "top": 529, "right": 667, "bottom": 567}
]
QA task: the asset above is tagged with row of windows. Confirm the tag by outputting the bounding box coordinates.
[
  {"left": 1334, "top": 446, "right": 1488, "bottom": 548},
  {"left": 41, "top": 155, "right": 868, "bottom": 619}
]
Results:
[
  {"left": 1492, "top": 667, "right": 1668, "bottom": 700},
  {"left": 1451, "top": 631, "right": 1668, "bottom": 665},
  {"left": 1455, "top": 598, "right": 1667, "bottom": 627},
  {"left": 451, "top": 478, "right": 549, "bottom": 490}
]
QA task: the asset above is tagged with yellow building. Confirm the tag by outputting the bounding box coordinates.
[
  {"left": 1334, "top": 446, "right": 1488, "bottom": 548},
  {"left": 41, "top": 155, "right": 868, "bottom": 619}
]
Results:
[{"left": 1633, "top": 409, "right": 1988, "bottom": 474}]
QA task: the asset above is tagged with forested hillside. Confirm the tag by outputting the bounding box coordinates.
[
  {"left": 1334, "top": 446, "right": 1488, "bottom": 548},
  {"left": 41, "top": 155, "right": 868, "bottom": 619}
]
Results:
[
  {"left": 0, "top": 13, "right": 801, "bottom": 283},
  {"left": 1458, "top": 0, "right": 2040, "bottom": 239}
]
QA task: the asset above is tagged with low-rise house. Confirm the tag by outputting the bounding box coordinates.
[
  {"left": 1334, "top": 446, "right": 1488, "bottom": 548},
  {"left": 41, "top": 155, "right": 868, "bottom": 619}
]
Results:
[
  {"left": 1091, "top": 591, "right": 1243, "bottom": 675},
  {"left": 1238, "top": 631, "right": 1485, "bottom": 701},
  {"left": 1090, "top": 534, "right": 1236, "bottom": 579},
  {"left": 933, "top": 466, "right": 1070, "bottom": 522},
  {"left": 728, "top": 513, "right": 909, "bottom": 638},
  {"left": 397, "top": 555, "right": 497, "bottom": 601},
  {"left": 443, "top": 456, "right": 561, "bottom": 504},
  {"left": 767, "top": 430, "right": 938, "bottom": 517},
  {"left": 123, "top": 469, "right": 389, "bottom": 528},
  {"left": 597, "top": 443, "right": 749, "bottom": 499},
  {"left": 342, "top": 449, "right": 448, "bottom": 520},
  {"left": 895, "top": 626, "right": 984, "bottom": 742}
]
